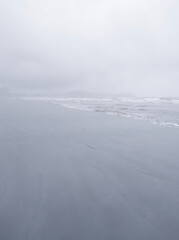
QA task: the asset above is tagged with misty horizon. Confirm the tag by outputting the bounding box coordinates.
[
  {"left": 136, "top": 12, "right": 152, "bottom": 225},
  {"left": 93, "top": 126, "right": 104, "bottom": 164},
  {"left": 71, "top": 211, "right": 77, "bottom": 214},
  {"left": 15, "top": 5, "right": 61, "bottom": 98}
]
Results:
[
  {"left": 1, "top": 0, "right": 179, "bottom": 96},
  {"left": 1, "top": 87, "right": 179, "bottom": 98}
]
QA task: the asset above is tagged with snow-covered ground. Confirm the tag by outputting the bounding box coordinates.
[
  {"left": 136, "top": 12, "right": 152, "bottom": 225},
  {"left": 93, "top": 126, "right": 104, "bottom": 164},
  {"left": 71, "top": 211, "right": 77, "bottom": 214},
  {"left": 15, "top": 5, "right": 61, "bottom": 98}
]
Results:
[{"left": 0, "top": 98, "right": 179, "bottom": 240}]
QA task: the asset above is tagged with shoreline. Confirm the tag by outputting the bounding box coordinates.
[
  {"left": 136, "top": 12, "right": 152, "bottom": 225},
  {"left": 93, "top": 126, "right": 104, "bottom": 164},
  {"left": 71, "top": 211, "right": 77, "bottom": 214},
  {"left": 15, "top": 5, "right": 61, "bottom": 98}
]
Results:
[
  {"left": 0, "top": 98, "right": 179, "bottom": 240},
  {"left": 19, "top": 96, "right": 179, "bottom": 129}
]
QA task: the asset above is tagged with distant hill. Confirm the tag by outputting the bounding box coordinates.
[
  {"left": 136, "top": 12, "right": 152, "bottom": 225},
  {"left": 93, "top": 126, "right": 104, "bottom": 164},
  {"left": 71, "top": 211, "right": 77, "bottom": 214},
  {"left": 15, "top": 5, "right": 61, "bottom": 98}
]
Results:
[
  {"left": 60, "top": 90, "right": 135, "bottom": 99},
  {"left": 17, "top": 89, "right": 136, "bottom": 99}
]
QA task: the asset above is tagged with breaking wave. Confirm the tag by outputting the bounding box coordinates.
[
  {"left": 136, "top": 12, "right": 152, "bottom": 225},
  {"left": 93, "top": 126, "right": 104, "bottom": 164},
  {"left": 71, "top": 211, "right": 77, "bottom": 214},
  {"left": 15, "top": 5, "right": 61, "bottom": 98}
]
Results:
[{"left": 21, "top": 97, "right": 179, "bottom": 128}]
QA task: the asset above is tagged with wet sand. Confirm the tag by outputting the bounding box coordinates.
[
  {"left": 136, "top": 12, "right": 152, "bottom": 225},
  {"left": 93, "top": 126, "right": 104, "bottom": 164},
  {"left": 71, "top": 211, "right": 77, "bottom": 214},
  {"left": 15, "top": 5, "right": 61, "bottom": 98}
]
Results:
[{"left": 0, "top": 98, "right": 179, "bottom": 240}]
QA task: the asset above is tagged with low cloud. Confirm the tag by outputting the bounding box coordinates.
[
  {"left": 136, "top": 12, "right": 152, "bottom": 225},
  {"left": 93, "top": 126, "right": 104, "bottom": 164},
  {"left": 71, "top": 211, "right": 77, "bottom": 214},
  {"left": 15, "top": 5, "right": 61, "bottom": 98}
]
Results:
[{"left": 0, "top": 0, "right": 179, "bottom": 96}]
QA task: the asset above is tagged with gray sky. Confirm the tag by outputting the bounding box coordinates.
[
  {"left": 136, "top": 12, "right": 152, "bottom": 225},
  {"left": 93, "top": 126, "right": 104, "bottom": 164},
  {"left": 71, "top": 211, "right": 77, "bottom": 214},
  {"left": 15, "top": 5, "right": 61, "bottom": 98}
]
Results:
[{"left": 0, "top": 0, "right": 179, "bottom": 96}]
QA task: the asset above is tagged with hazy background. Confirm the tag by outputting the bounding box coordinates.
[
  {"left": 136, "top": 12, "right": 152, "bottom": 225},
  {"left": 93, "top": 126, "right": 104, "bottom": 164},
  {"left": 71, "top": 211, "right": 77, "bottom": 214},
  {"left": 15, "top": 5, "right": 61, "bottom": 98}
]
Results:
[{"left": 0, "top": 0, "right": 179, "bottom": 97}]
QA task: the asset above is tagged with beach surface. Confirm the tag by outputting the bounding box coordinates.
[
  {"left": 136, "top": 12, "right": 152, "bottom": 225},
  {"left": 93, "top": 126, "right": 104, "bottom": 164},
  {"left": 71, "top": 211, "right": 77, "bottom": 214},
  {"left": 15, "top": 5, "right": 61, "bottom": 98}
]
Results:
[{"left": 0, "top": 98, "right": 179, "bottom": 240}]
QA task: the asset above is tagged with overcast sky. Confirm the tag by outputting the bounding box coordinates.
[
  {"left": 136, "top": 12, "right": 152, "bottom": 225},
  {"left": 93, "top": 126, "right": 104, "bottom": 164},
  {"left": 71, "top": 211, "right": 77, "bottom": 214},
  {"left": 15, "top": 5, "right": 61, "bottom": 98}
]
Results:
[{"left": 0, "top": 0, "right": 179, "bottom": 96}]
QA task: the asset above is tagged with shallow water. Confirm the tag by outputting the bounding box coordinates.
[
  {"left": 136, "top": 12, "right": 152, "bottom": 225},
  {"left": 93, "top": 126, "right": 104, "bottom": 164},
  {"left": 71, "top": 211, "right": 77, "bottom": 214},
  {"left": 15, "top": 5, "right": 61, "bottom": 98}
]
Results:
[{"left": 22, "top": 97, "right": 179, "bottom": 128}]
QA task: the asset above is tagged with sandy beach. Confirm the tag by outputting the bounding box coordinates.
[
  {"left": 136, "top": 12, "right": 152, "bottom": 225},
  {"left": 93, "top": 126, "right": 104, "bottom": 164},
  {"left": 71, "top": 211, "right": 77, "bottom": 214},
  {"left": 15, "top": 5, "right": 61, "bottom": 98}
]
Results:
[{"left": 0, "top": 98, "right": 179, "bottom": 240}]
